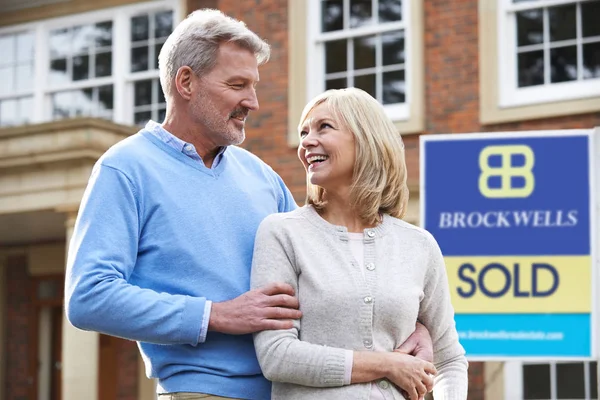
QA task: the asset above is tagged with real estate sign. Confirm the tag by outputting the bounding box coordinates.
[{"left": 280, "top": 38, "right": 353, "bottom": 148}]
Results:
[{"left": 420, "top": 129, "right": 599, "bottom": 359}]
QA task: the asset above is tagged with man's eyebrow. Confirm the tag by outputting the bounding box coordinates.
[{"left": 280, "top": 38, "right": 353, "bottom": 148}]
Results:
[{"left": 227, "top": 75, "right": 260, "bottom": 83}]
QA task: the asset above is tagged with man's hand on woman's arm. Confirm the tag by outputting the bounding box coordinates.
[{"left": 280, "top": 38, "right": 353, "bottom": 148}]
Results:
[
  {"left": 395, "top": 321, "right": 434, "bottom": 362},
  {"left": 209, "top": 282, "right": 302, "bottom": 334}
]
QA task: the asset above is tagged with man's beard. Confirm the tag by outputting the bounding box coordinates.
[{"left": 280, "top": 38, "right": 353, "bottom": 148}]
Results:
[{"left": 193, "top": 90, "right": 247, "bottom": 146}]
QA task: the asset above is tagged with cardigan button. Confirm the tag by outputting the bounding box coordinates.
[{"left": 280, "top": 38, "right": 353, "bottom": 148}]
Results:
[
  {"left": 378, "top": 380, "right": 390, "bottom": 389},
  {"left": 363, "top": 296, "right": 373, "bottom": 304},
  {"left": 366, "top": 230, "right": 375, "bottom": 238},
  {"left": 363, "top": 339, "right": 373, "bottom": 348},
  {"left": 366, "top": 263, "right": 375, "bottom": 271}
]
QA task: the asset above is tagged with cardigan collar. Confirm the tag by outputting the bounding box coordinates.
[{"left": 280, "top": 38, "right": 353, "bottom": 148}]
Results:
[{"left": 302, "top": 205, "right": 392, "bottom": 241}]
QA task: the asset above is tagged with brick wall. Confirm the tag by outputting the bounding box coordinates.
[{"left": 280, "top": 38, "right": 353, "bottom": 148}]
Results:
[
  {"left": 116, "top": 338, "right": 140, "bottom": 400},
  {"left": 217, "top": 0, "right": 309, "bottom": 203},
  {"left": 4, "top": 254, "right": 34, "bottom": 400}
]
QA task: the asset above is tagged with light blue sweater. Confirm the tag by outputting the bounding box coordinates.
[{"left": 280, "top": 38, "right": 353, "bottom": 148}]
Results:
[{"left": 65, "top": 129, "right": 297, "bottom": 399}]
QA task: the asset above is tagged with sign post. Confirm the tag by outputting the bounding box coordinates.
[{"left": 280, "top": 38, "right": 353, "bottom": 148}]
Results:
[{"left": 420, "top": 129, "right": 598, "bottom": 360}]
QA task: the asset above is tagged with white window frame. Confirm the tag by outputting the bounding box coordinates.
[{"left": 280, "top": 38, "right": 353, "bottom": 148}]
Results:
[
  {"left": 0, "top": 0, "right": 183, "bottom": 127},
  {"left": 306, "top": 0, "right": 411, "bottom": 121},
  {"left": 504, "top": 360, "right": 598, "bottom": 400},
  {"left": 498, "top": 0, "right": 600, "bottom": 108}
]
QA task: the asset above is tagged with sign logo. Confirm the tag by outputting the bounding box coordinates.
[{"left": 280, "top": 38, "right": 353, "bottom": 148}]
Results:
[{"left": 478, "top": 145, "right": 535, "bottom": 198}]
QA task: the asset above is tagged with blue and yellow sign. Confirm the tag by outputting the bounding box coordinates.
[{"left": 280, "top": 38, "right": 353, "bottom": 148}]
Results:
[{"left": 420, "top": 131, "right": 596, "bottom": 359}]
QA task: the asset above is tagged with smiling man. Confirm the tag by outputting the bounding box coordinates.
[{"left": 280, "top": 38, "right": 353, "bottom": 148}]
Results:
[{"left": 64, "top": 9, "right": 433, "bottom": 400}]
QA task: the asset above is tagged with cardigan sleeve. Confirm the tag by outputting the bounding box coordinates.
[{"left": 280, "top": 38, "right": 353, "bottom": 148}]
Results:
[
  {"left": 418, "top": 232, "right": 469, "bottom": 400},
  {"left": 251, "top": 215, "right": 349, "bottom": 387}
]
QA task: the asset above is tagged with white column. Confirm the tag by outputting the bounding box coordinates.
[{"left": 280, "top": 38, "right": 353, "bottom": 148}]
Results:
[{"left": 61, "top": 212, "right": 99, "bottom": 400}]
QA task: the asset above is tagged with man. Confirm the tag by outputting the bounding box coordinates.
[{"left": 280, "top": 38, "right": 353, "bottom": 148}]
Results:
[{"left": 65, "top": 9, "right": 432, "bottom": 400}]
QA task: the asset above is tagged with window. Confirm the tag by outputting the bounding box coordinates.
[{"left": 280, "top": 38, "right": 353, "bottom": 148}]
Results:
[
  {"left": 308, "top": 0, "right": 411, "bottom": 120},
  {"left": 505, "top": 361, "right": 598, "bottom": 400},
  {"left": 129, "top": 10, "right": 172, "bottom": 125},
  {"left": 0, "top": 1, "right": 180, "bottom": 129},
  {"left": 499, "top": 0, "right": 600, "bottom": 108},
  {"left": 0, "top": 32, "right": 34, "bottom": 127}
]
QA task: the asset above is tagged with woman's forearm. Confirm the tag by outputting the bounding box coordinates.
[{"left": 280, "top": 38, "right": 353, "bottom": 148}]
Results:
[{"left": 350, "top": 351, "right": 388, "bottom": 383}]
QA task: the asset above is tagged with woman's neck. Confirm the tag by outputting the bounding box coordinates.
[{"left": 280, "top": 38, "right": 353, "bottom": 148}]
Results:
[{"left": 319, "top": 191, "right": 379, "bottom": 233}]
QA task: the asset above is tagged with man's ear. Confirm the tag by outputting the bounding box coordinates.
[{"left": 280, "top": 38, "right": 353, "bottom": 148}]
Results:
[{"left": 174, "top": 66, "right": 194, "bottom": 101}]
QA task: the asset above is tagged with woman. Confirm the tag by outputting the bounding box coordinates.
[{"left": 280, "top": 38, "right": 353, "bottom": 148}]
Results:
[{"left": 251, "top": 88, "right": 468, "bottom": 400}]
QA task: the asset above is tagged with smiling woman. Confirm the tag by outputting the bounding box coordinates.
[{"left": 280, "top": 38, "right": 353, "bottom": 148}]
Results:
[{"left": 251, "top": 87, "right": 468, "bottom": 400}]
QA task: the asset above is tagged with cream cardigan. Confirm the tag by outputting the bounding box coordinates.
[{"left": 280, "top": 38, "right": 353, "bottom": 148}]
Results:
[{"left": 251, "top": 206, "right": 468, "bottom": 400}]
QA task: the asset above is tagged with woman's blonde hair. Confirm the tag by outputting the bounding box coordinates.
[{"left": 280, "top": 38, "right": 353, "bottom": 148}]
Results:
[{"left": 298, "top": 87, "right": 409, "bottom": 224}]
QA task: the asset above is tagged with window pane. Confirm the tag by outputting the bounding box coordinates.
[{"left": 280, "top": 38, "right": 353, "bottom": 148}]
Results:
[
  {"left": 157, "top": 107, "right": 166, "bottom": 123},
  {"left": 0, "top": 66, "right": 13, "bottom": 95},
  {"left": 0, "top": 99, "right": 17, "bottom": 127},
  {"left": 383, "top": 69, "right": 405, "bottom": 104},
  {"left": 0, "top": 35, "right": 15, "bottom": 65},
  {"left": 523, "top": 364, "right": 551, "bottom": 400},
  {"left": 72, "top": 25, "right": 93, "bottom": 55},
  {"left": 582, "top": 1, "right": 600, "bottom": 38},
  {"left": 322, "top": 0, "right": 344, "bottom": 32},
  {"left": 325, "top": 39, "right": 347, "bottom": 73},
  {"left": 52, "top": 91, "right": 72, "bottom": 119},
  {"left": 350, "top": 0, "right": 372, "bottom": 28},
  {"left": 135, "top": 80, "right": 152, "bottom": 106},
  {"left": 73, "top": 55, "right": 90, "bottom": 81},
  {"left": 132, "top": 15, "right": 150, "bottom": 42},
  {"left": 72, "top": 88, "right": 94, "bottom": 116},
  {"left": 354, "top": 35, "right": 376, "bottom": 70},
  {"left": 16, "top": 64, "right": 33, "bottom": 92},
  {"left": 382, "top": 30, "right": 404, "bottom": 66},
  {"left": 550, "top": 45, "right": 577, "bottom": 83},
  {"left": 18, "top": 96, "right": 33, "bottom": 124},
  {"left": 583, "top": 42, "right": 600, "bottom": 79},
  {"left": 517, "top": 9, "right": 543, "bottom": 46},
  {"left": 155, "top": 42, "right": 165, "bottom": 69},
  {"left": 131, "top": 46, "right": 149, "bottom": 72},
  {"left": 155, "top": 11, "right": 173, "bottom": 39},
  {"left": 95, "top": 52, "right": 112, "bottom": 78},
  {"left": 379, "top": 0, "right": 402, "bottom": 22},
  {"left": 556, "top": 363, "right": 585, "bottom": 399},
  {"left": 16, "top": 33, "right": 34, "bottom": 63},
  {"left": 548, "top": 4, "right": 576, "bottom": 42},
  {"left": 518, "top": 50, "right": 544, "bottom": 87},
  {"left": 135, "top": 111, "right": 152, "bottom": 126},
  {"left": 50, "top": 59, "right": 68, "bottom": 85},
  {"left": 98, "top": 85, "right": 113, "bottom": 112},
  {"left": 94, "top": 21, "right": 113, "bottom": 48},
  {"left": 326, "top": 77, "right": 347, "bottom": 90},
  {"left": 156, "top": 79, "right": 165, "bottom": 104},
  {"left": 354, "top": 73, "right": 375, "bottom": 98},
  {"left": 591, "top": 362, "right": 598, "bottom": 399},
  {"left": 50, "top": 28, "right": 70, "bottom": 58}
]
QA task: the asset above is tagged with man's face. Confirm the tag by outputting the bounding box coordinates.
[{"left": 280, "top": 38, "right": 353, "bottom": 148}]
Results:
[{"left": 191, "top": 42, "right": 260, "bottom": 147}]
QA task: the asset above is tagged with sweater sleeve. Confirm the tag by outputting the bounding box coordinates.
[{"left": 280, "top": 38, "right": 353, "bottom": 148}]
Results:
[
  {"left": 251, "top": 216, "right": 349, "bottom": 387},
  {"left": 418, "top": 232, "right": 469, "bottom": 400},
  {"left": 65, "top": 163, "right": 205, "bottom": 345}
]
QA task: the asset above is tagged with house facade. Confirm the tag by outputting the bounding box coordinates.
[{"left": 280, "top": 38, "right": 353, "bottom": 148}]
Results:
[{"left": 0, "top": 0, "right": 598, "bottom": 399}]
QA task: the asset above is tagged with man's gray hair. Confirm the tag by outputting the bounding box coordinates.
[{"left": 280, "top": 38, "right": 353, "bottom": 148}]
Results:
[{"left": 158, "top": 9, "right": 271, "bottom": 96}]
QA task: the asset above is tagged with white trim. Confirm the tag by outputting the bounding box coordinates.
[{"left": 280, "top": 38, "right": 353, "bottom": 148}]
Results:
[
  {"left": 503, "top": 361, "right": 523, "bottom": 400},
  {"left": 497, "top": 0, "right": 600, "bottom": 108}
]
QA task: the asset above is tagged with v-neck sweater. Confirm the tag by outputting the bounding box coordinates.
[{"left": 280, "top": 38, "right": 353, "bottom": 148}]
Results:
[
  {"left": 251, "top": 206, "right": 468, "bottom": 400},
  {"left": 65, "top": 129, "right": 297, "bottom": 399}
]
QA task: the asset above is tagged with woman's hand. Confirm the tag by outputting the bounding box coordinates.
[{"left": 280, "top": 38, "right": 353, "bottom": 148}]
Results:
[{"left": 384, "top": 351, "right": 436, "bottom": 400}]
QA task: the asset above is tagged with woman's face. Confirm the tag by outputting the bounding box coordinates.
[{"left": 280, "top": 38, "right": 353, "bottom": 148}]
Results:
[{"left": 297, "top": 102, "right": 356, "bottom": 193}]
